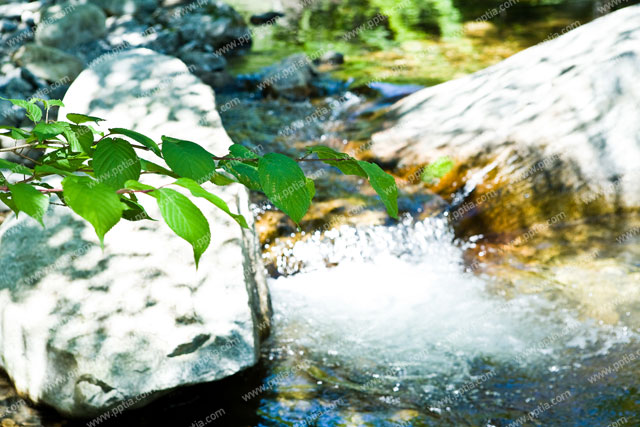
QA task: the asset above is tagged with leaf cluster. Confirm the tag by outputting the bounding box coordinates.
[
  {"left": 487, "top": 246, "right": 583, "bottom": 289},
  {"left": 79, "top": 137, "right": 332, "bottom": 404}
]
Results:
[{"left": 0, "top": 98, "right": 399, "bottom": 266}]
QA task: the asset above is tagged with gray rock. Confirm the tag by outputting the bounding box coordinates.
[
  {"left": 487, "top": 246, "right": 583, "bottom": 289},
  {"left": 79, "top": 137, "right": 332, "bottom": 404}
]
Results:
[
  {"left": 0, "top": 48, "right": 271, "bottom": 417},
  {"left": 259, "top": 54, "right": 317, "bottom": 100},
  {"left": 0, "top": 19, "right": 19, "bottom": 33},
  {"left": 89, "top": 0, "right": 158, "bottom": 16},
  {"left": 371, "top": 6, "right": 640, "bottom": 233},
  {"left": 0, "top": 76, "right": 33, "bottom": 126},
  {"left": 35, "top": 2, "right": 107, "bottom": 50},
  {"left": 175, "top": 1, "right": 251, "bottom": 55},
  {"left": 12, "top": 43, "right": 85, "bottom": 83}
]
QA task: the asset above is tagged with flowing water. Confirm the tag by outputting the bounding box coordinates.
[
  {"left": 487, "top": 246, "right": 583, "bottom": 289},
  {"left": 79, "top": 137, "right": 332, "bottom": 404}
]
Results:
[
  {"left": 215, "top": 81, "right": 640, "bottom": 425},
  {"left": 2, "top": 2, "right": 640, "bottom": 426}
]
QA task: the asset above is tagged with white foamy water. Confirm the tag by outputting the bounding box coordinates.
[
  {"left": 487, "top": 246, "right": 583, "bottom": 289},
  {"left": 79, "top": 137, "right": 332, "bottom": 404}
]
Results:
[{"left": 267, "top": 216, "right": 636, "bottom": 389}]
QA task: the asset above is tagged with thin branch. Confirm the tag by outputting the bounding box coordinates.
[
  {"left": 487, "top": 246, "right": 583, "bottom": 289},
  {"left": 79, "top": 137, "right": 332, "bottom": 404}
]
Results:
[
  {"left": 13, "top": 151, "right": 42, "bottom": 165},
  {"left": 0, "top": 143, "right": 38, "bottom": 153}
]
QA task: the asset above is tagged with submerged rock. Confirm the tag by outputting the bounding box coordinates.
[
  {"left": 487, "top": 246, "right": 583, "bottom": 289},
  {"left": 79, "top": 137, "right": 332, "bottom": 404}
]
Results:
[
  {"left": 371, "top": 6, "right": 640, "bottom": 235},
  {"left": 258, "top": 54, "right": 318, "bottom": 100},
  {"left": 0, "top": 48, "right": 270, "bottom": 417}
]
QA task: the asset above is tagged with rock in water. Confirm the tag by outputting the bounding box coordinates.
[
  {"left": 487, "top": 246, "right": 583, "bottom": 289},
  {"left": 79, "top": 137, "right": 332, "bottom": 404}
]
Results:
[
  {"left": 371, "top": 6, "right": 640, "bottom": 235},
  {"left": 0, "top": 48, "right": 271, "bottom": 417}
]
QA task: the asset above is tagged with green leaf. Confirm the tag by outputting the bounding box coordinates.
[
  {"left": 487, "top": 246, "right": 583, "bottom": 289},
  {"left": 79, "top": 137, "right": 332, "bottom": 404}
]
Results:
[
  {"left": 155, "top": 188, "right": 210, "bottom": 267},
  {"left": 228, "top": 144, "right": 259, "bottom": 161},
  {"left": 307, "top": 145, "right": 367, "bottom": 177},
  {"left": 0, "top": 193, "right": 17, "bottom": 214},
  {"left": 0, "top": 158, "right": 34, "bottom": 175},
  {"left": 306, "top": 178, "right": 316, "bottom": 200},
  {"left": 47, "top": 99, "right": 65, "bottom": 108},
  {"left": 210, "top": 171, "right": 237, "bottom": 186},
  {"left": 121, "top": 197, "right": 155, "bottom": 221},
  {"left": 69, "top": 124, "right": 94, "bottom": 154},
  {"left": 162, "top": 136, "right": 216, "bottom": 183},
  {"left": 174, "top": 177, "right": 248, "bottom": 228},
  {"left": 422, "top": 156, "right": 454, "bottom": 184},
  {"left": 66, "top": 113, "right": 105, "bottom": 125},
  {"left": 35, "top": 164, "right": 73, "bottom": 177},
  {"left": 258, "top": 153, "right": 311, "bottom": 224},
  {"left": 0, "top": 172, "right": 7, "bottom": 186},
  {"left": 110, "top": 128, "right": 161, "bottom": 156},
  {"left": 8, "top": 183, "right": 49, "bottom": 226},
  {"left": 221, "top": 161, "right": 261, "bottom": 190},
  {"left": 139, "top": 159, "right": 178, "bottom": 178},
  {"left": 357, "top": 161, "right": 398, "bottom": 219},
  {"left": 62, "top": 175, "right": 125, "bottom": 245},
  {"left": 93, "top": 138, "right": 141, "bottom": 189},
  {"left": 124, "top": 180, "right": 155, "bottom": 192},
  {"left": 0, "top": 126, "right": 31, "bottom": 140},
  {"left": 1, "top": 97, "right": 42, "bottom": 123},
  {"left": 33, "top": 122, "right": 68, "bottom": 141}
]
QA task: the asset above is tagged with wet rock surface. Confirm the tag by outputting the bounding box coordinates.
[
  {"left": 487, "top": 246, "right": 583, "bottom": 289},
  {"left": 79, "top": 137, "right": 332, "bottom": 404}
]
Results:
[{"left": 371, "top": 6, "right": 640, "bottom": 236}]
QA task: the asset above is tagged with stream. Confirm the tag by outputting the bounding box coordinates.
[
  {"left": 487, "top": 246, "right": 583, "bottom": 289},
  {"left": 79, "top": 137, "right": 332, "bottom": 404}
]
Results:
[{"left": 1, "top": 1, "right": 639, "bottom": 425}]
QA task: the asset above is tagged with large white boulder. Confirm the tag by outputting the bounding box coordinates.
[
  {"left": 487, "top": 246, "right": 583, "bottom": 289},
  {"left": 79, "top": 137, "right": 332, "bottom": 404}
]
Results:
[
  {"left": 0, "top": 48, "right": 270, "bottom": 417},
  {"left": 371, "top": 6, "right": 640, "bottom": 234}
]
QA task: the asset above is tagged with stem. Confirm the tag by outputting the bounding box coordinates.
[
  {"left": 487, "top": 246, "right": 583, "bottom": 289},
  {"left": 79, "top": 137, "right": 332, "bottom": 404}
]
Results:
[
  {"left": 13, "top": 151, "right": 42, "bottom": 165},
  {"left": 0, "top": 143, "right": 38, "bottom": 153}
]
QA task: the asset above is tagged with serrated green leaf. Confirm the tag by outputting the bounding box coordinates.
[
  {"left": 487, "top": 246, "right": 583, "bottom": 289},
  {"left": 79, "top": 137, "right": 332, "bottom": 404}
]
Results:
[
  {"left": 8, "top": 183, "right": 49, "bottom": 226},
  {"left": 62, "top": 175, "right": 125, "bottom": 246},
  {"left": 66, "top": 113, "right": 105, "bottom": 125},
  {"left": 162, "top": 136, "right": 216, "bottom": 184},
  {"left": 307, "top": 145, "right": 368, "bottom": 177},
  {"left": 0, "top": 158, "right": 34, "bottom": 175},
  {"left": 110, "top": 128, "right": 161, "bottom": 156},
  {"left": 357, "top": 161, "right": 398, "bottom": 219},
  {"left": 94, "top": 138, "right": 141, "bottom": 190},
  {"left": 174, "top": 177, "right": 248, "bottom": 228},
  {"left": 0, "top": 172, "right": 7, "bottom": 186},
  {"left": 422, "top": 156, "right": 454, "bottom": 184},
  {"left": 258, "top": 153, "right": 311, "bottom": 224},
  {"left": 33, "top": 122, "right": 68, "bottom": 141},
  {"left": 1, "top": 97, "right": 42, "bottom": 123},
  {"left": 139, "top": 159, "right": 178, "bottom": 178},
  {"left": 155, "top": 188, "right": 210, "bottom": 267}
]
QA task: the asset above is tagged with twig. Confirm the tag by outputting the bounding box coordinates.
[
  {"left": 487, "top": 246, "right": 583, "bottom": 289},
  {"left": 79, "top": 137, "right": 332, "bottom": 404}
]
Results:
[{"left": 0, "top": 143, "right": 38, "bottom": 153}]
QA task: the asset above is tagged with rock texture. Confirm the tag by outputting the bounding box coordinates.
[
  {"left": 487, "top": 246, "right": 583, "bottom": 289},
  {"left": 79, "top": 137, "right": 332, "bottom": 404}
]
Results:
[
  {"left": 371, "top": 6, "right": 640, "bottom": 235},
  {"left": 12, "top": 43, "right": 84, "bottom": 82},
  {"left": 0, "top": 48, "right": 270, "bottom": 417},
  {"left": 35, "top": 2, "right": 107, "bottom": 50}
]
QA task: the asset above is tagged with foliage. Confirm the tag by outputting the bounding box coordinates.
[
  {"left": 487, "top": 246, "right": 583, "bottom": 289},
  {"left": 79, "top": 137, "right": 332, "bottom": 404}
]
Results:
[{"left": 0, "top": 98, "right": 398, "bottom": 266}]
